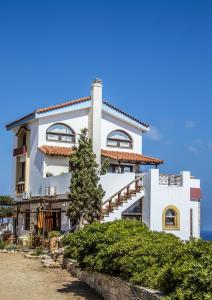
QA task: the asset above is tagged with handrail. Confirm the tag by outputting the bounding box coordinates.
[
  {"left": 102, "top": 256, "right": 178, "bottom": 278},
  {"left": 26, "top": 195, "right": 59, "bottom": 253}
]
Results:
[{"left": 102, "top": 174, "right": 143, "bottom": 206}]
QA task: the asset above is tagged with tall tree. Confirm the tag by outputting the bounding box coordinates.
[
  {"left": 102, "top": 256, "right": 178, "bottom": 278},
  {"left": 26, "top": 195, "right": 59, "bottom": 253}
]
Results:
[{"left": 67, "top": 129, "right": 108, "bottom": 229}]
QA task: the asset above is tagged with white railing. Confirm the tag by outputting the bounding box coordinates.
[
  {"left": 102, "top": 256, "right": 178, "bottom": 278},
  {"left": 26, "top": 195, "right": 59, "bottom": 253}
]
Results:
[
  {"left": 159, "top": 174, "right": 183, "bottom": 186},
  {"left": 102, "top": 174, "right": 143, "bottom": 212}
]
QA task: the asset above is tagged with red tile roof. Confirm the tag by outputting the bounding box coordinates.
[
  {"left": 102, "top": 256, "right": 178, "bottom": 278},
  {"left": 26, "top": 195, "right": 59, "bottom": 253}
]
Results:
[
  {"left": 6, "top": 96, "right": 149, "bottom": 129},
  {"left": 190, "top": 188, "right": 202, "bottom": 201},
  {"left": 39, "top": 145, "right": 74, "bottom": 157},
  {"left": 103, "top": 101, "right": 149, "bottom": 128},
  {"left": 101, "top": 149, "right": 163, "bottom": 165},
  {"left": 37, "top": 97, "right": 149, "bottom": 128},
  {"left": 36, "top": 96, "right": 91, "bottom": 114},
  {"left": 38, "top": 145, "right": 163, "bottom": 165}
]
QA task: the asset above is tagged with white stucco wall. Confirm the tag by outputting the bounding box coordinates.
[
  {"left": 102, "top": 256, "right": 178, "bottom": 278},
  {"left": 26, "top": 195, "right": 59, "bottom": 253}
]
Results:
[
  {"left": 143, "top": 169, "right": 200, "bottom": 240},
  {"left": 38, "top": 172, "right": 135, "bottom": 202},
  {"left": 44, "top": 156, "right": 69, "bottom": 177},
  {"left": 38, "top": 108, "right": 89, "bottom": 148},
  {"left": 101, "top": 111, "right": 143, "bottom": 153}
]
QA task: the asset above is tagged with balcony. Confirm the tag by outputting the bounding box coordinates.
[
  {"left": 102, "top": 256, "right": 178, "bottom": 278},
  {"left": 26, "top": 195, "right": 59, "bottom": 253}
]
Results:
[{"left": 13, "top": 146, "right": 27, "bottom": 157}]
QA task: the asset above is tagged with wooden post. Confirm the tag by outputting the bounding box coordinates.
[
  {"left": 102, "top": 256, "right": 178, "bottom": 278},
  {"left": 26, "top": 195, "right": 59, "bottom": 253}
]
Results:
[
  {"left": 108, "top": 199, "right": 113, "bottom": 212},
  {"left": 126, "top": 185, "right": 130, "bottom": 197},
  {"left": 42, "top": 205, "right": 46, "bottom": 250},
  {"left": 117, "top": 192, "right": 121, "bottom": 204}
]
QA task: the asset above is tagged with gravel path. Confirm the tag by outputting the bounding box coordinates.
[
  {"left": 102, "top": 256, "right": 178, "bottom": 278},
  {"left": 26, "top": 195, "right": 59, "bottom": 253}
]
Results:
[{"left": 0, "top": 253, "right": 102, "bottom": 300}]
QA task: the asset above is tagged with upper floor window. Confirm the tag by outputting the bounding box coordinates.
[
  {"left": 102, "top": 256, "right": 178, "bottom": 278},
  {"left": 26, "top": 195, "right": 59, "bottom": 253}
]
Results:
[
  {"left": 107, "top": 130, "right": 132, "bottom": 149},
  {"left": 162, "top": 206, "right": 180, "bottom": 230},
  {"left": 46, "top": 123, "right": 75, "bottom": 143}
]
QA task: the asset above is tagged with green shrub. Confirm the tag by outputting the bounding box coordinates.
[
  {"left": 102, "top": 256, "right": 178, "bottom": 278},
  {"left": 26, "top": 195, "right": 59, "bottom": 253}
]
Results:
[
  {"left": 0, "top": 240, "right": 6, "bottom": 249},
  {"left": 49, "top": 231, "right": 61, "bottom": 238},
  {"left": 4, "top": 243, "right": 17, "bottom": 250},
  {"left": 31, "top": 246, "right": 43, "bottom": 256},
  {"left": 63, "top": 220, "right": 212, "bottom": 299}
]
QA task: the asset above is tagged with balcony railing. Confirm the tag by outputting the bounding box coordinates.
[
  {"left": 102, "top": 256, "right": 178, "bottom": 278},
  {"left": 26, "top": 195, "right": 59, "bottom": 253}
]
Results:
[
  {"left": 16, "top": 181, "right": 25, "bottom": 194},
  {"left": 13, "top": 146, "right": 27, "bottom": 157},
  {"left": 159, "top": 174, "right": 183, "bottom": 186}
]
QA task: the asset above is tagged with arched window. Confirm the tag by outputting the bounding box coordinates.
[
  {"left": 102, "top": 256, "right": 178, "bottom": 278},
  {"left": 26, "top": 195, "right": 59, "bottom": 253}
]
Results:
[
  {"left": 46, "top": 123, "right": 75, "bottom": 143},
  {"left": 162, "top": 206, "right": 180, "bottom": 230},
  {"left": 107, "top": 130, "right": 132, "bottom": 149}
]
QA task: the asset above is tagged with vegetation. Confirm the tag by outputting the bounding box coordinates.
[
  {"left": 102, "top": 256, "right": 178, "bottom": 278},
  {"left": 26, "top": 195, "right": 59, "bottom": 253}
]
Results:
[
  {"left": 31, "top": 246, "right": 44, "bottom": 256},
  {"left": 67, "top": 128, "right": 108, "bottom": 229},
  {"left": 0, "top": 195, "right": 14, "bottom": 204},
  {"left": 63, "top": 220, "right": 212, "bottom": 300},
  {"left": 0, "top": 240, "right": 6, "bottom": 249},
  {"left": 0, "top": 195, "right": 15, "bottom": 218},
  {"left": 4, "top": 243, "right": 17, "bottom": 251},
  {"left": 0, "top": 207, "right": 15, "bottom": 218},
  {"left": 49, "top": 231, "right": 61, "bottom": 238}
]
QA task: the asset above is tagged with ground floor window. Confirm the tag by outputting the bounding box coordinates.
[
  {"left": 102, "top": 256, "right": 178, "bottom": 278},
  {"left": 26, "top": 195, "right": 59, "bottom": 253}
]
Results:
[{"left": 162, "top": 205, "right": 180, "bottom": 230}]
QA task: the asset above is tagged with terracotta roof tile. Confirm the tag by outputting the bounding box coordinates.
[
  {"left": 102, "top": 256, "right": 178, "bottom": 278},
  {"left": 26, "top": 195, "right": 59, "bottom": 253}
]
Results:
[
  {"left": 101, "top": 149, "right": 163, "bottom": 165},
  {"left": 6, "top": 96, "right": 149, "bottom": 129},
  {"left": 103, "top": 101, "right": 149, "bottom": 128},
  {"left": 36, "top": 96, "right": 91, "bottom": 114},
  {"left": 38, "top": 145, "right": 73, "bottom": 156},
  {"left": 38, "top": 145, "right": 163, "bottom": 165}
]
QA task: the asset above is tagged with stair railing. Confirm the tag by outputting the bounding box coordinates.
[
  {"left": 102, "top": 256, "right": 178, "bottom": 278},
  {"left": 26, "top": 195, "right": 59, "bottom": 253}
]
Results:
[{"left": 102, "top": 174, "right": 143, "bottom": 212}]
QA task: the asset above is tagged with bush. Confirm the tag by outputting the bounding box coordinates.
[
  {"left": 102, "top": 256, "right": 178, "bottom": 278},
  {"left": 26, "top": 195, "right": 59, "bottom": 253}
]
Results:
[
  {"left": 4, "top": 243, "right": 17, "bottom": 251},
  {"left": 63, "top": 220, "right": 212, "bottom": 300},
  {"left": 31, "top": 246, "right": 44, "bottom": 256},
  {"left": 0, "top": 240, "right": 6, "bottom": 249},
  {"left": 49, "top": 231, "right": 61, "bottom": 238}
]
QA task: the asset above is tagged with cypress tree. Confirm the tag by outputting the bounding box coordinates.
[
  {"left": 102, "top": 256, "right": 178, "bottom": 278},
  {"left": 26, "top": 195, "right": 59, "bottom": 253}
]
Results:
[{"left": 67, "top": 128, "right": 108, "bottom": 229}]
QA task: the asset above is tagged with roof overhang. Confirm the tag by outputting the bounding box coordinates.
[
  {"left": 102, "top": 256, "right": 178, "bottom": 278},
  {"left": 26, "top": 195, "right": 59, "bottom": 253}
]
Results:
[
  {"left": 6, "top": 112, "right": 36, "bottom": 131},
  {"left": 38, "top": 145, "right": 163, "bottom": 165},
  {"left": 103, "top": 101, "right": 149, "bottom": 132},
  {"left": 6, "top": 96, "right": 149, "bottom": 131}
]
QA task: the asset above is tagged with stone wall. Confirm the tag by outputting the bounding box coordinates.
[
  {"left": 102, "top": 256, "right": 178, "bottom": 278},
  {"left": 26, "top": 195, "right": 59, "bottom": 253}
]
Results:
[{"left": 64, "top": 259, "right": 164, "bottom": 300}]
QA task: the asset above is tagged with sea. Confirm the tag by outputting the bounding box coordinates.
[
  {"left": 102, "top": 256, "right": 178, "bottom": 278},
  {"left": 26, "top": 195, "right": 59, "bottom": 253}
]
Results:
[{"left": 201, "top": 230, "right": 212, "bottom": 241}]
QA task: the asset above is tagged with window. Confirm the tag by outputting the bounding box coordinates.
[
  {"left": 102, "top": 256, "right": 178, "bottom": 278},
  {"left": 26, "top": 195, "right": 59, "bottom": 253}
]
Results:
[
  {"left": 109, "top": 164, "right": 133, "bottom": 173},
  {"left": 24, "top": 210, "right": 30, "bottom": 230},
  {"left": 162, "top": 206, "right": 180, "bottom": 230},
  {"left": 46, "top": 123, "right": 75, "bottom": 143},
  {"left": 107, "top": 130, "right": 132, "bottom": 148}
]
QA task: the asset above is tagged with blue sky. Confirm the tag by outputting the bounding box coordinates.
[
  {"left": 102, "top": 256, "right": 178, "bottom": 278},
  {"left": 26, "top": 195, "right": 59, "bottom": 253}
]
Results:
[{"left": 0, "top": 0, "right": 211, "bottom": 230}]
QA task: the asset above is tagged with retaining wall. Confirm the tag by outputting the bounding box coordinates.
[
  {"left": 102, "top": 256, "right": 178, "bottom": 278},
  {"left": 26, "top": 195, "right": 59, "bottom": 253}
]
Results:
[{"left": 64, "top": 259, "right": 164, "bottom": 300}]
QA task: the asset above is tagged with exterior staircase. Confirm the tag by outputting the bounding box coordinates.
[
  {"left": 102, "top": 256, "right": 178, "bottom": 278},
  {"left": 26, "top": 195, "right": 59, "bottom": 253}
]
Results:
[{"left": 101, "top": 175, "right": 144, "bottom": 222}]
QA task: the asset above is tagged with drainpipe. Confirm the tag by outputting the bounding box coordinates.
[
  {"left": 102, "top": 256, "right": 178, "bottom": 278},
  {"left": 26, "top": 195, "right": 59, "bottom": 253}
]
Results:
[{"left": 90, "top": 79, "right": 103, "bottom": 166}]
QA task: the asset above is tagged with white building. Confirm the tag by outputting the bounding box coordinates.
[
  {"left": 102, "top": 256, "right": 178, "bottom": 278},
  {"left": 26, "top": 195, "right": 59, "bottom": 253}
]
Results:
[{"left": 6, "top": 79, "right": 201, "bottom": 240}]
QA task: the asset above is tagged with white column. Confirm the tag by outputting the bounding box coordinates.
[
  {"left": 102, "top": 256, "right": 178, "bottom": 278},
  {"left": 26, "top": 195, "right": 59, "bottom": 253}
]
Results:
[{"left": 90, "top": 78, "right": 103, "bottom": 166}]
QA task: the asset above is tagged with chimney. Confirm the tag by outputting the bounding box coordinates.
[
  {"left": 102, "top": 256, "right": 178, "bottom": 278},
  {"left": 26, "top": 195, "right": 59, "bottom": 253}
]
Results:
[{"left": 90, "top": 78, "right": 103, "bottom": 166}]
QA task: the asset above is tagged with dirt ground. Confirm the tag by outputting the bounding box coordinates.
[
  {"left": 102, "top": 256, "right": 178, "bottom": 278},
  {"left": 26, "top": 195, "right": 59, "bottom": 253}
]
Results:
[{"left": 0, "top": 253, "right": 103, "bottom": 300}]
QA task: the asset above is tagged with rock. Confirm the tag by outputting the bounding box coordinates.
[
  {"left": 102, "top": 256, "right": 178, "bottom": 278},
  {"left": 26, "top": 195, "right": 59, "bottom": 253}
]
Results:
[
  {"left": 2, "top": 249, "right": 8, "bottom": 253},
  {"left": 40, "top": 254, "right": 51, "bottom": 260},
  {"left": 24, "top": 254, "right": 39, "bottom": 259},
  {"left": 41, "top": 258, "right": 60, "bottom": 268},
  {"left": 55, "top": 247, "right": 64, "bottom": 255}
]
